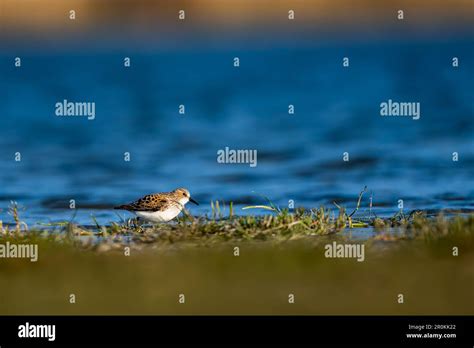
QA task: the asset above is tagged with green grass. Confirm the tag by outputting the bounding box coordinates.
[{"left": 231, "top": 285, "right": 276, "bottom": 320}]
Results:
[
  {"left": 0, "top": 222, "right": 472, "bottom": 315},
  {"left": 0, "top": 199, "right": 473, "bottom": 315},
  {"left": 3, "top": 197, "right": 472, "bottom": 247}
]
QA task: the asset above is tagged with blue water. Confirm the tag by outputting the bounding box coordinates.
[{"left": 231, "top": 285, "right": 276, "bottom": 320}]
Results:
[{"left": 1, "top": 38, "right": 473, "bottom": 226}]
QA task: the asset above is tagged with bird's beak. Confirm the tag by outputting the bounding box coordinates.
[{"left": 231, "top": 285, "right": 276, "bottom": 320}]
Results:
[{"left": 189, "top": 197, "right": 199, "bottom": 205}]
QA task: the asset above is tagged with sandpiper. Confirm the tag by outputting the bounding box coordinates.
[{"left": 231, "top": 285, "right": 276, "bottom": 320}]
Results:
[{"left": 114, "top": 188, "right": 199, "bottom": 223}]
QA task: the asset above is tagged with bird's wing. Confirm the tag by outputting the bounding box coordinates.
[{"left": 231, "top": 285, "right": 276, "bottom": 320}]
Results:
[{"left": 115, "top": 194, "right": 172, "bottom": 212}]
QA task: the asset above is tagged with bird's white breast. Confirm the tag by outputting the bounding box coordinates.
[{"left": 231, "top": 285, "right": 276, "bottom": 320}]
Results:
[{"left": 135, "top": 205, "right": 182, "bottom": 223}]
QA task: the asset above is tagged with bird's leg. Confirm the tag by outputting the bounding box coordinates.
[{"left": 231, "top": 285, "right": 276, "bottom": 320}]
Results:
[{"left": 131, "top": 216, "right": 142, "bottom": 228}]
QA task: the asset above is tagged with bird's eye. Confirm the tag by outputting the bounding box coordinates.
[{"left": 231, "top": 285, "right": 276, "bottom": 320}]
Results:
[{"left": 183, "top": 192, "right": 186, "bottom": 196}]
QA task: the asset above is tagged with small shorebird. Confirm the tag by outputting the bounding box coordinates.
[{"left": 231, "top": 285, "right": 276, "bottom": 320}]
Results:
[{"left": 114, "top": 188, "right": 199, "bottom": 223}]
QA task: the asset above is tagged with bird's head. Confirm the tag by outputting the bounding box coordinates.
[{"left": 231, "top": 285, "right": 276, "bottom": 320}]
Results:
[{"left": 173, "top": 188, "right": 199, "bottom": 206}]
